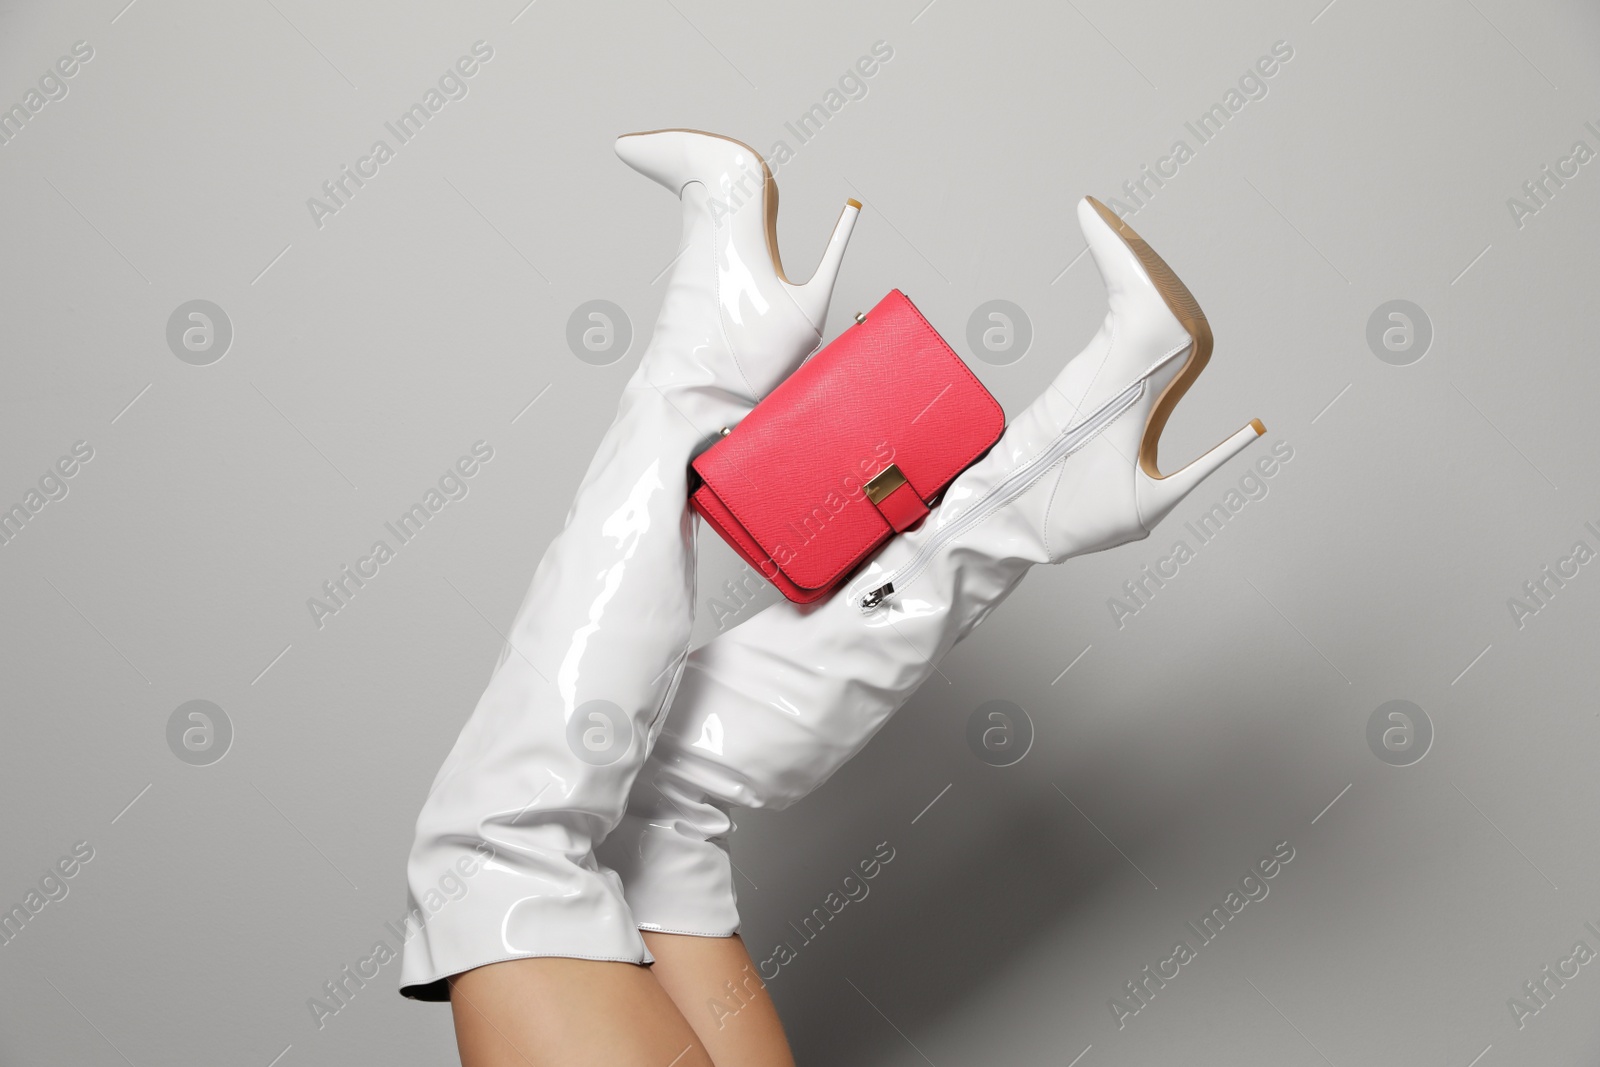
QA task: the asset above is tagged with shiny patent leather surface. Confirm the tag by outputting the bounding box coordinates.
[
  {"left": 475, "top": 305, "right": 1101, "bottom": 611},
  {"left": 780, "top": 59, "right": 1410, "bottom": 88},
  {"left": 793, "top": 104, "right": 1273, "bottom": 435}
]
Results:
[
  {"left": 690, "top": 289, "right": 1004, "bottom": 602},
  {"left": 599, "top": 198, "right": 1263, "bottom": 939},
  {"left": 400, "top": 130, "right": 855, "bottom": 998}
]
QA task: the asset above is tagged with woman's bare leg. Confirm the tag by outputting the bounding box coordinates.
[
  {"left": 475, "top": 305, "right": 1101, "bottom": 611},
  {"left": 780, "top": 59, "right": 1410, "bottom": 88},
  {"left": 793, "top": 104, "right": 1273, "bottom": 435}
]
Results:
[
  {"left": 449, "top": 957, "right": 713, "bottom": 1067},
  {"left": 643, "top": 933, "right": 795, "bottom": 1067}
]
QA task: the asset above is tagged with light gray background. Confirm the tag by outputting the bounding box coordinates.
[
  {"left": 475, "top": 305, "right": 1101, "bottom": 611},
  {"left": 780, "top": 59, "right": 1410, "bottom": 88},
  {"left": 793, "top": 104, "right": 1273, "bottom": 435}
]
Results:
[{"left": 4, "top": 0, "right": 1599, "bottom": 1064}]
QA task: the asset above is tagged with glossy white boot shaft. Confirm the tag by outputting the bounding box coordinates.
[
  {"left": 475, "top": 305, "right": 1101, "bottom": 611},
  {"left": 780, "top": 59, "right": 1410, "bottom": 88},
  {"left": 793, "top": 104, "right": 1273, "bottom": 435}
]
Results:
[
  {"left": 400, "top": 131, "right": 857, "bottom": 997},
  {"left": 600, "top": 198, "right": 1263, "bottom": 939}
]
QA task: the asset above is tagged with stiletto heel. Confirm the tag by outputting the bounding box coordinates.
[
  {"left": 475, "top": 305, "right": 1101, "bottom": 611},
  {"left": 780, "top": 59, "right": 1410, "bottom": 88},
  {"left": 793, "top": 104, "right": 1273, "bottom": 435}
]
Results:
[
  {"left": 614, "top": 128, "right": 859, "bottom": 397},
  {"left": 850, "top": 198, "right": 1271, "bottom": 612},
  {"left": 1078, "top": 196, "right": 1265, "bottom": 527},
  {"left": 1136, "top": 419, "right": 1266, "bottom": 526},
  {"left": 785, "top": 198, "right": 861, "bottom": 330}
]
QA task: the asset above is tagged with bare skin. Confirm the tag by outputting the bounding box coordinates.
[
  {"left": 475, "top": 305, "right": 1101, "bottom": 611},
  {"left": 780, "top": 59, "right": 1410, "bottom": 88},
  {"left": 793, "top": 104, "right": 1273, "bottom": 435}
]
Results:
[
  {"left": 449, "top": 957, "right": 713, "bottom": 1067},
  {"left": 643, "top": 932, "right": 796, "bottom": 1067},
  {"left": 447, "top": 935, "right": 794, "bottom": 1067}
]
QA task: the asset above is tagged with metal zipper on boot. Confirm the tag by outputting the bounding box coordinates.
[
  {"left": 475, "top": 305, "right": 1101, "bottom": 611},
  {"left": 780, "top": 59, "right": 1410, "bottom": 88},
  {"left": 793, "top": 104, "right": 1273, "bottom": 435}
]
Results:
[
  {"left": 860, "top": 583, "right": 894, "bottom": 610},
  {"left": 857, "top": 377, "right": 1146, "bottom": 613}
]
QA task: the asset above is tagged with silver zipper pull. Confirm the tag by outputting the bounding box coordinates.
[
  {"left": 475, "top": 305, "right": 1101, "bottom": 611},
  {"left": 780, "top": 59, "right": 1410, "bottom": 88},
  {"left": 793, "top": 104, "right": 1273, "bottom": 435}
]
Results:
[{"left": 860, "top": 583, "right": 894, "bottom": 610}]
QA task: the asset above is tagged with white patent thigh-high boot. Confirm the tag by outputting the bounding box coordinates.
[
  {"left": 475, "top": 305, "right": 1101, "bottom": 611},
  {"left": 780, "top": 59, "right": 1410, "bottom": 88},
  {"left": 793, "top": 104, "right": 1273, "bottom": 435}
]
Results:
[
  {"left": 600, "top": 197, "right": 1264, "bottom": 937},
  {"left": 399, "top": 130, "right": 858, "bottom": 998}
]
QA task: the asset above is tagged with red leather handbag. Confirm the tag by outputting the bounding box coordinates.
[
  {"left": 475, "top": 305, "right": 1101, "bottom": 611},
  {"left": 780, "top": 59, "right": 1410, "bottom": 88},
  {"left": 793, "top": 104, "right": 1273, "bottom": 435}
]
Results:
[{"left": 690, "top": 290, "right": 1005, "bottom": 604}]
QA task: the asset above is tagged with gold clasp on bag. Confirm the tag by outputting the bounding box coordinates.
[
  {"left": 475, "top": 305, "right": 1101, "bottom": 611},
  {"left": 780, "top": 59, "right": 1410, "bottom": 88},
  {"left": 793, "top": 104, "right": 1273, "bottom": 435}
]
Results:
[{"left": 864, "top": 463, "right": 907, "bottom": 505}]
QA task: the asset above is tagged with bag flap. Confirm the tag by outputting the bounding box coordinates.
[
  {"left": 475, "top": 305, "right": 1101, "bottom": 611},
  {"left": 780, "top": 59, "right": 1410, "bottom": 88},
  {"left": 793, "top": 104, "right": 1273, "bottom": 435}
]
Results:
[{"left": 692, "top": 290, "right": 1004, "bottom": 591}]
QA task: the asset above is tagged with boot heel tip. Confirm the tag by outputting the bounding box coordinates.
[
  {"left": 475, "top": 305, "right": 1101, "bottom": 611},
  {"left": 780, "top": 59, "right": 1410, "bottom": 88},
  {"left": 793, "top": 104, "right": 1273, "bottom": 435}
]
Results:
[
  {"left": 845, "top": 198, "right": 863, "bottom": 210},
  {"left": 1250, "top": 418, "right": 1266, "bottom": 436}
]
